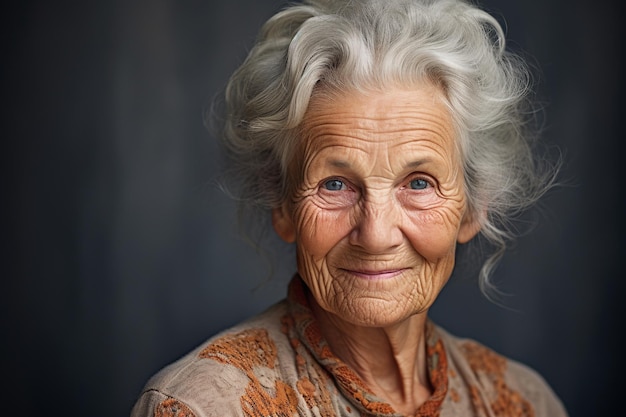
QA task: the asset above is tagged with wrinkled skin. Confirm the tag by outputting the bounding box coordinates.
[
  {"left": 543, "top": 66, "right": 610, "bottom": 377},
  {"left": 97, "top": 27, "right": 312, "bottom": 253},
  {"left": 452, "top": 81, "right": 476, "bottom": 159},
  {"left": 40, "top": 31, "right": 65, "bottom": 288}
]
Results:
[
  {"left": 272, "top": 84, "right": 481, "bottom": 413},
  {"left": 273, "top": 84, "right": 480, "bottom": 326}
]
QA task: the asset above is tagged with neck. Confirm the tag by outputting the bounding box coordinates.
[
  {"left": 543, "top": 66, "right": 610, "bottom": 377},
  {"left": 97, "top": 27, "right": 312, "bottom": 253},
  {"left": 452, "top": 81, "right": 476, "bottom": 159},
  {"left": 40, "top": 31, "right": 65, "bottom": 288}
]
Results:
[{"left": 310, "top": 296, "right": 433, "bottom": 415}]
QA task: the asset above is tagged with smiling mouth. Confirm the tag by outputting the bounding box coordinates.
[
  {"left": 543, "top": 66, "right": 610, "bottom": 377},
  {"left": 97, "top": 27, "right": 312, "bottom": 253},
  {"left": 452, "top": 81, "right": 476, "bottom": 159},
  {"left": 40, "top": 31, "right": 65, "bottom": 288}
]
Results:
[{"left": 342, "top": 268, "right": 407, "bottom": 280}]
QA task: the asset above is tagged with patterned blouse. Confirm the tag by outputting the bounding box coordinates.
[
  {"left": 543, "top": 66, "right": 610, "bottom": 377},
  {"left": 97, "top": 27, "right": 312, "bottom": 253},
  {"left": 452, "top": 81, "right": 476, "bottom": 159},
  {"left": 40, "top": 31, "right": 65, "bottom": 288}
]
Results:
[{"left": 131, "top": 276, "right": 568, "bottom": 417}]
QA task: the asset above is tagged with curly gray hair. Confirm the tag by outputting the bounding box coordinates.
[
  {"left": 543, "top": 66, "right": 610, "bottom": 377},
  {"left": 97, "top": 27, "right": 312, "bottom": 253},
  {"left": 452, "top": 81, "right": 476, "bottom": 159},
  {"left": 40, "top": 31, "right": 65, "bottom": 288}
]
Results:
[{"left": 211, "top": 0, "right": 558, "bottom": 297}]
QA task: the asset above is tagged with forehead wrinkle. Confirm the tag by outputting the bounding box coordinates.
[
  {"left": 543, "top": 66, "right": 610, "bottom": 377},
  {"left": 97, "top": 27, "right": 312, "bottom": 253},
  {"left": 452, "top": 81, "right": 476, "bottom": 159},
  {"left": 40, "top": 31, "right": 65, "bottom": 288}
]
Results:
[
  {"left": 304, "top": 127, "right": 455, "bottom": 158},
  {"left": 307, "top": 112, "right": 452, "bottom": 135},
  {"left": 304, "top": 118, "right": 456, "bottom": 157},
  {"left": 305, "top": 92, "right": 452, "bottom": 123},
  {"left": 303, "top": 93, "right": 455, "bottom": 138},
  {"left": 304, "top": 136, "right": 459, "bottom": 183}
]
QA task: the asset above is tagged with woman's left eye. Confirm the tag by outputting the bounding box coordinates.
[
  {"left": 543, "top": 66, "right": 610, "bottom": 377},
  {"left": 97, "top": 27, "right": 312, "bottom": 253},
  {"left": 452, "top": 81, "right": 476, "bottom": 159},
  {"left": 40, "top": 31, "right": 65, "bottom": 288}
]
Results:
[{"left": 409, "top": 178, "right": 429, "bottom": 190}]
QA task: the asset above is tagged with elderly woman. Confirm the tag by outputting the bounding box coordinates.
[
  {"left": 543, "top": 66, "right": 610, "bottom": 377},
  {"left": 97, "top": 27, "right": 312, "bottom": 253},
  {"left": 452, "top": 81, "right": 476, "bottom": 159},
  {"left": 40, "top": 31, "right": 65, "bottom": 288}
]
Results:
[{"left": 131, "top": 0, "right": 568, "bottom": 416}]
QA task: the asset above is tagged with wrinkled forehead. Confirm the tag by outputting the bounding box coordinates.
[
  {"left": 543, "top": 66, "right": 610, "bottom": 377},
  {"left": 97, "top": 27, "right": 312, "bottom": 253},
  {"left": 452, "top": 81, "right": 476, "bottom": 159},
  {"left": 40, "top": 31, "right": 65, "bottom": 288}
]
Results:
[{"left": 300, "top": 83, "right": 460, "bottom": 158}]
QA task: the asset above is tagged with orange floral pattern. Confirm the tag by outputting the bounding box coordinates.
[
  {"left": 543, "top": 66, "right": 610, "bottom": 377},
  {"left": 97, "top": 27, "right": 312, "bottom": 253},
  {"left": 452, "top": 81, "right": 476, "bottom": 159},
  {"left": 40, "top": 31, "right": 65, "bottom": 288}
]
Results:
[
  {"left": 462, "top": 341, "right": 535, "bottom": 417},
  {"left": 154, "top": 398, "right": 195, "bottom": 417},
  {"left": 199, "top": 328, "right": 299, "bottom": 417}
]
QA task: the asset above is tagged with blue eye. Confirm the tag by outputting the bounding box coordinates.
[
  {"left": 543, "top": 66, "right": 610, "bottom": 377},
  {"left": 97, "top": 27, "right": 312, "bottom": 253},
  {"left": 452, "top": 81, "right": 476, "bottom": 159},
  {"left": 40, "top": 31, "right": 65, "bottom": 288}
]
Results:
[
  {"left": 323, "top": 179, "right": 345, "bottom": 191},
  {"left": 409, "top": 178, "right": 429, "bottom": 190}
]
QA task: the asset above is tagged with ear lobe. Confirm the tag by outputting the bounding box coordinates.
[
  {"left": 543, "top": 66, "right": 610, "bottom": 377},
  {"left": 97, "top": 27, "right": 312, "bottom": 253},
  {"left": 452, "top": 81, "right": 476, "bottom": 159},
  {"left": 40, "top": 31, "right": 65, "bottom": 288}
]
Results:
[
  {"left": 272, "top": 205, "right": 296, "bottom": 243},
  {"left": 457, "top": 209, "right": 483, "bottom": 244}
]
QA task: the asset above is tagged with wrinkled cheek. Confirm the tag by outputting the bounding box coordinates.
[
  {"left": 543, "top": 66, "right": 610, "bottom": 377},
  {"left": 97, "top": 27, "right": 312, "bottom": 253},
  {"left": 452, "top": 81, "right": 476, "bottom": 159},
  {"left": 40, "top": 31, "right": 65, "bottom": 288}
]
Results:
[
  {"left": 295, "top": 243, "right": 341, "bottom": 313},
  {"left": 291, "top": 204, "right": 329, "bottom": 280},
  {"left": 295, "top": 244, "right": 325, "bottom": 277},
  {"left": 293, "top": 201, "right": 352, "bottom": 258},
  {"left": 415, "top": 235, "right": 458, "bottom": 281},
  {"left": 406, "top": 210, "right": 461, "bottom": 260},
  {"left": 292, "top": 201, "right": 353, "bottom": 310},
  {"left": 424, "top": 248, "right": 457, "bottom": 283},
  {"left": 407, "top": 247, "right": 457, "bottom": 310}
]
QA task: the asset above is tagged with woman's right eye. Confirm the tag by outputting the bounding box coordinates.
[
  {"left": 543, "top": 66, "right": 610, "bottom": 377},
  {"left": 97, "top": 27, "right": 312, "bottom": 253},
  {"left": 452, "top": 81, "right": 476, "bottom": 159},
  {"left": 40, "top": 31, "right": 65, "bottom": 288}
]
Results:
[
  {"left": 317, "top": 177, "right": 358, "bottom": 207},
  {"left": 323, "top": 179, "right": 345, "bottom": 191}
]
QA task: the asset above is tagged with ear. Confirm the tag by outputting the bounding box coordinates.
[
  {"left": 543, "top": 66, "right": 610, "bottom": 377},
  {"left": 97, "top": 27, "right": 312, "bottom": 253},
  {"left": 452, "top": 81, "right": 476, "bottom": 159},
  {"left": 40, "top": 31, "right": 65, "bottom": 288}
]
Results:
[
  {"left": 457, "top": 209, "right": 483, "bottom": 244},
  {"left": 272, "top": 204, "right": 296, "bottom": 243}
]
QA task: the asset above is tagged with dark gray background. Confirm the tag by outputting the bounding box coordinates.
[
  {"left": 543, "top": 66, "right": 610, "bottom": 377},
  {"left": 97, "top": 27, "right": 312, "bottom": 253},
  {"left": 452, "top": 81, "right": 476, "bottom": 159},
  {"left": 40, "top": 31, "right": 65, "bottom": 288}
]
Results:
[{"left": 3, "top": 0, "right": 623, "bottom": 416}]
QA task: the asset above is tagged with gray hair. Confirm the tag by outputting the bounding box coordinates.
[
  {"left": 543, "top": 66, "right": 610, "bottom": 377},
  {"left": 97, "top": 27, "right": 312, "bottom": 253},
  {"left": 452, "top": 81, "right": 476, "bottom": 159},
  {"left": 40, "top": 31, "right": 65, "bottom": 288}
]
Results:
[{"left": 211, "top": 0, "right": 559, "bottom": 297}]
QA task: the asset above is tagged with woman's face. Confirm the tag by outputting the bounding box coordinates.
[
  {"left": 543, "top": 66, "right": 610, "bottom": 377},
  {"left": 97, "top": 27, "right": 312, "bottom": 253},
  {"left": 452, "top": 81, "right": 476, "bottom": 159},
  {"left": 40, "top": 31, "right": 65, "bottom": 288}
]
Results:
[{"left": 273, "top": 84, "right": 480, "bottom": 327}]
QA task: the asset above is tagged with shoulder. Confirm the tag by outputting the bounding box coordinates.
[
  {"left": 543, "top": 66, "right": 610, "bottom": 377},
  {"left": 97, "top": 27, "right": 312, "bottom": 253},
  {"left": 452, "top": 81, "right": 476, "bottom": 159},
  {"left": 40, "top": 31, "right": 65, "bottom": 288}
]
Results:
[
  {"left": 435, "top": 325, "right": 569, "bottom": 417},
  {"left": 131, "top": 301, "right": 299, "bottom": 417}
]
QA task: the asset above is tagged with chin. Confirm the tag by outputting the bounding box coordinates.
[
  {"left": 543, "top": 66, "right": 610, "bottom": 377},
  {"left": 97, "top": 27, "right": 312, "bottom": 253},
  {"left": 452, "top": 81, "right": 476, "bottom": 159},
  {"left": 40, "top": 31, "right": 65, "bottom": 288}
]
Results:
[{"left": 330, "top": 296, "right": 427, "bottom": 328}]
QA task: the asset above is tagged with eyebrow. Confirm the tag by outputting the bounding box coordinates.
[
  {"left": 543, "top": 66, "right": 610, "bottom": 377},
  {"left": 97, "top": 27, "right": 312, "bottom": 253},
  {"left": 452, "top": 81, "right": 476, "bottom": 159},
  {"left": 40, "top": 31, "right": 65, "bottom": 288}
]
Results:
[
  {"left": 326, "top": 158, "right": 432, "bottom": 170},
  {"left": 404, "top": 158, "right": 431, "bottom": 169},
  {"left": 327, "top": 159, "right": 352, "bottom": 169}
]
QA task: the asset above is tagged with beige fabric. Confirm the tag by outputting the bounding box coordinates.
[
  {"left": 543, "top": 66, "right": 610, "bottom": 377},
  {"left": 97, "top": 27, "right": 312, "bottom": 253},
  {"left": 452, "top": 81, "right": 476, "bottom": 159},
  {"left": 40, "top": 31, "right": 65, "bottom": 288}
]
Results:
[{"left": 131, "top": 277, "right": 568, "bottom": 417}]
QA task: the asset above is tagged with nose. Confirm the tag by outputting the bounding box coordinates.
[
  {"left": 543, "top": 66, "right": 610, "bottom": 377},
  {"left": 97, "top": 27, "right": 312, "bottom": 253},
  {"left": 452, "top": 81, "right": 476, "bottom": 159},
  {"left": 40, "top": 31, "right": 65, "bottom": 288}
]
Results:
[{"left": 349, "top": 198, "right": 403, "bottom": 253}]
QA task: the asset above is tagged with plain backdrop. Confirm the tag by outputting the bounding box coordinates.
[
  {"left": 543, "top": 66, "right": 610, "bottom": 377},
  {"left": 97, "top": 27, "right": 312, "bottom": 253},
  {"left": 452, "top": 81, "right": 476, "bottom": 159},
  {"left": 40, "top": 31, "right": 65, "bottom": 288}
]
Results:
[{"left": 3, "top": 0, "right": 623, "bottom": 416}]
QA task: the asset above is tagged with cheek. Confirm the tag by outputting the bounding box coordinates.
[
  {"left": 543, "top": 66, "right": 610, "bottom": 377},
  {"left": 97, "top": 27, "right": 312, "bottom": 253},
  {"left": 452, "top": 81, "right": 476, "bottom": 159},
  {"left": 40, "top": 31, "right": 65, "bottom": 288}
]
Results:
[
  {"left": 293, "top": 199, "right": 354, "bottom": 258},
  {"left": 404, "top": 207, "right": 463, "bottom": 259}
]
